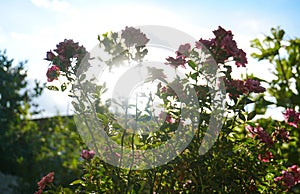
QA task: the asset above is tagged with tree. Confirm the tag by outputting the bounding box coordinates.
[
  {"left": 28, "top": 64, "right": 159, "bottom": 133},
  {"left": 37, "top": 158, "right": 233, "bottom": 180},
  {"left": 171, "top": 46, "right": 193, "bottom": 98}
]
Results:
[
  {"left": 0, "top": 50, "right": 39, "bottom": 173},
  {"left": 0, "top": 50, "right": 82, "bottom": 193},
  {"left": 251, "top": 27, "right": 300, "bottom": 192}
]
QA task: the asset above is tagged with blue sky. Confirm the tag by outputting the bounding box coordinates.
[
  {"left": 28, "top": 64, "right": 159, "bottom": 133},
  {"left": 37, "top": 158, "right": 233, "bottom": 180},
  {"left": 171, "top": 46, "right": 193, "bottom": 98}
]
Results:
[{"left": 1, "top": 0, "right": 300, "bottom": 117}]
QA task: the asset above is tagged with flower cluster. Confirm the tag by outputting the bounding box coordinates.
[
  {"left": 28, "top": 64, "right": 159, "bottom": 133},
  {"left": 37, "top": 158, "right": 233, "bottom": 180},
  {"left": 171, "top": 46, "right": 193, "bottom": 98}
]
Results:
[
  {"left": 196, "top": 26, "right": 247, "bottom": 67},
  {"left": 258, "top": 151, "right": 273, "bottom": 163},
  {"left": 45, "top": 39, "right": 88, "bottom": 78},
  {"left": 272, "top": 127, "right": 290, "bottom": 142},
  {"left": 283, "top": 108, "right": 300, "bottom": 128},
  {"left": 147, "top": 67, "right": 167, "bottom": 81},
  {"left": 274, "top": 165, "right": 300, "bottom": 188},
  {"left": 46, "top": 65, "right": 60, "bottom": 82},
  {"left": 225, "top": 78, "right": 266, "bottom": 98},
  {"left": 165, "top": 43, "right": 191, "bottom": 68},
  {"left": 245, "top": 125, "right": 274, "bottom": 147},
  {"left": 81, "top": 149, "right": 95, "bottom": 160},
  {"left": 35, "top": 172, "right": 54, "bottom": 194},
  {"left": 121, "top": 26, "right": 150, "bottom": 47},
  {"left": 159, "top": 112, "right": 176, "bottom": 124}
]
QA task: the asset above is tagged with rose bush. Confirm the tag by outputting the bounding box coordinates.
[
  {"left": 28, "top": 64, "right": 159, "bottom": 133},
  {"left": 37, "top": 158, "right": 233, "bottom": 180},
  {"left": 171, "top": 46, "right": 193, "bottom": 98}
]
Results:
[{"left": 40, "top": 26, "right": 299, "bottom": 193}]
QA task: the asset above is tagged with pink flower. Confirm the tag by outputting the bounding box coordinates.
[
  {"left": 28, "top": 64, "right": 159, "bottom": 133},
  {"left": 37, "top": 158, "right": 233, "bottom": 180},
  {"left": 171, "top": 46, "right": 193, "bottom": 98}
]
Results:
[
  {"left": 244, "top": 79, "right": 266, "bottom": 93},
  {"left": 272, "top": 127, "right": 290, "bottom": 142},
  {"left": 283, "top": 109, "right": 300, "bottom": 128},
  {"left": 54, "top": 39, "right": 87, "bottom": 60},
  {"left": 258, "top": 151, "right": 273, "bottom": 162},
  {"left": 46, "top": 65, "right": 60, "bottom": 82},
  {"left": 165, "top": 114, "right": 175, "bottom": 124},
  {"left": 176, "top": 43, "right": 191, "bottom": 58},
  {"left": 81, "top": 149, "right": 95, "bottom": 160},
  {"left": 121, "top": 26, "right": 149, "bottom": 47},
  {"left": 282, "top": 172, "right": 295, "bottom": 188},
  {"left": 225, "top": 79, "right": 247, "bottom": 98},
  {"left": 225, "top": 79, "right": 265, "bottom": 99},
  {"left": 45, "top": 50, "right": 55, "bottom": 61},
  {"left": 234, "top": 49, "right": 248, "bottom": 67},
  {"left": 35, "top": 172, "right": 54, "bottom": 193},
  {"left": 165, "top": 56, "right": 186, "bottom": 68},
  {"left": 220, "top": 33, "right": 239, "bottom": 57},
  {"left": 165, "top": 43, "right": 192, "bottom": 68},
  {"left": 213, "top": 26, "right": 232, "bottom": 39},
  {"left": 195, "top": 38, "right": 216, "bottom": 50},
  {"left": 274, "top": 165, "right": 300, "bottom": 189},
  {"left": 34, "top": 190, "right": 43, "bottom": 194},
  {"left": 45, "top": 39, "right": 88, "bottom": 74},
  {"left": 196, "top": 26, "right": 248, "bottom": 67},
  {"left": 245, "top": 125, "right": 274, "bottom": 147},
  {"left": 159, "top": 112, "right": 175, "bottom": 124},
  {"left": 288, "top": 165, "right": 300, "bottom": 184},
  {"left": 147, "top": 67, "right": 166, "bottom": 81},
  {"left": 161, "top": 86, "right": 167, "bottom": 93}
]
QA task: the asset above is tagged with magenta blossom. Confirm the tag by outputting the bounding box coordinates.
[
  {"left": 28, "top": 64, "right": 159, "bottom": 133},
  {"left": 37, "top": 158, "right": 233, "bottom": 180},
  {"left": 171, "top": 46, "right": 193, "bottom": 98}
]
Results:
[
  {"left": 161, "top": 86, "right": 167, "bottom": 93},
  {"left": 234, "top": 49, "right": 248, "bottom": 67},
  {"left": 147, "top": 67, "right": 166, "bottom": 81},
  {"left": 244, "top": 79, "right": 266, "bottom": 93},
  {"left": 159, "top": 112, "right": 175, "bottom": 124},
  {"left": 45, "top": 50, "right": 55, "bottom": 61},
  {"left": 46, "top": 65, "right": 60, "bottom": 82},
  {"left": 245, "top": 125, "right": 274, "bottom": 147},
  {"left": 81, "top": 149, "right": 95, "bottom": 160},
  {"left": 165, "top": 43, "right": 192, "bottom": 68},
  {"left": 272, "top": 127, "right": 290, "bottom": 142},
  {"left": 121, "top": 26, "right": 150, "bottom": 47},
  {"left": 35, "top": 172, "right": 54, "bottom": 194},
  {"left": 165, "top": 114, "right": 175, "bottom": 124},
  {"left": 165, "top": 56, "right": 186, "bottom": 68},
  {"left": 225, "top": 79, "right": 246, "bottom": 98},
  {"left": 195, "top": 26, "right": 248, "bottom": 67},
  {"left": 274, "top": 165, "right": 300, "bottom": 189},
  {"left": 176, "top": 43, "right": 191, "bottom": 58},
  {"left": 283, "top": 108, "right": 300, "bottom": 128},
  {"left": 196, "top": 38, "right": 216, "bottom": 50},
  {"left": 258, "top": 151, "right": 273, "bottom": 162},
  {"left": 225, "top": 79, "right": 265, "bottom": 98},
  {"left": 45, "top": 39, "right": 88, "bottom": 76}
]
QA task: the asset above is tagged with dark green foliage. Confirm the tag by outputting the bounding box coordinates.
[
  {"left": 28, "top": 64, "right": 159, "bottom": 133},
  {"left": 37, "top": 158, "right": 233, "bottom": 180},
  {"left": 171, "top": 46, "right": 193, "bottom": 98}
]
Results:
[{"left": 0, "top": 50, "right": 82, "bottom": 193}]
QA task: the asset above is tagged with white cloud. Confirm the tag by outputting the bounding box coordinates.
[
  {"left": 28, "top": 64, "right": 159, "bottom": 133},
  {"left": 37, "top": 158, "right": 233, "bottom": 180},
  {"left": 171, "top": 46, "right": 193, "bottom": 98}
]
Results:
[
  {"left": 30, "top": 0, "right": 70, "bottom": 12},
  {"left": 10, "top": 32, "right": 32, "bottom": 41}
]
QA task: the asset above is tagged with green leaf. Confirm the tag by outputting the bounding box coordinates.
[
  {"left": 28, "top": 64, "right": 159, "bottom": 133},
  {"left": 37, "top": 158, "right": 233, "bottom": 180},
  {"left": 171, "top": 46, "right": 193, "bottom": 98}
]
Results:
[
  {"left": 187, "top": 60, "right": 197, "bottom": 70},
  {"left": 246, "top": 121, "right": 256, "bottom": 127},
  {"left": 46, "top": 85, "right": 59, "bottom": 91},
  {"left": 239, "top": 112, "right": 246, "bottom": 121},
  {"left": 247, "top": 111, "right": 256, "bottom": 120},
  {"left": 190, "top": 72, "right": 198, "bottom": 80},
  {"left": 79, "top": 74, "right": 86, "bottom": 82},
  {"left": 61, "top": 83, "right": 67, "bottom": 92},
  {"left": 97, "top": 113, "right": 108, "bottom": 125},
  {"left": 70, "top": 179, "right": 86, "bottom": 186}
]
